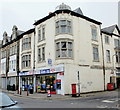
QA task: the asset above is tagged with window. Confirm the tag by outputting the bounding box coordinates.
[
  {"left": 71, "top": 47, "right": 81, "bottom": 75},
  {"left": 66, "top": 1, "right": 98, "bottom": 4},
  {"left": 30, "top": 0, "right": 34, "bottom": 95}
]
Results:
[
  {"left": 105, "top": 36, "right": 109, "bottom": 44},
  {"left": 22, "top": 37, "right": 31, "bottom": 51},
  {"left": 1, "top": 50, "right": 6, "bottom": 58},
  {"left": 93, "top": 46, "right": 99, "bottom": 61},
  {"left": 10, "top": 45, "right": 17, "bottom": 55},
  {"left": 91, "top": 28, "right": 97, "bottom": 41},
  {"left": 116, "top": 51, "right": 120, "bottom": 63},
  {"left": 38, "top": 46, "right": 45, "bottom": 62},
  {"left": 42, "top": 27, "right": 45, "bottom": 40},
  {"left": 38, "top": 28, "right": 41, "bottom": 41},
  {"left": 22, "top": 55, "right": 31, "bottom": 68},
  {"left": 106, "top": 50, "right": 111, "bottom": 62},
  {"left": 56, "top": 40, "right": 73, "bottom": 58},
  {"left": 114, "top": 39, "right": 120, "bottom": 47},
  {"left": 9, "top": 60, "right": 16, "bottom": 71},
  {"left": 38, "top": 26, "right": 45, "bottom": 42},
  {"left": 55, "top": 20, "right": 72, "bottom": 34}
]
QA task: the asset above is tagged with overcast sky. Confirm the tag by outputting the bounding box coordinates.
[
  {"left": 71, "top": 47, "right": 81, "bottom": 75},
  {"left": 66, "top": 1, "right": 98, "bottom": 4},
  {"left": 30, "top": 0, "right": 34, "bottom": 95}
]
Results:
[{"left": 0, "top": 0, "right": 119, "bottom": 40}]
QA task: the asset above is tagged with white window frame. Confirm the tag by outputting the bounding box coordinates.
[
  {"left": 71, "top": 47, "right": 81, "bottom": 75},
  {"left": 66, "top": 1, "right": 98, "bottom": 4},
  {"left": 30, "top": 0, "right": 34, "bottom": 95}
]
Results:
[
  {"left": 38, "top": 25, "right": 45, "bottom": 42},
  {"left": 55, "top": 19, "right": 72, "bottom": 35},
  {"left": 38, "top": 46, "right": 45, "bottom": 62},
  {"left": 56, "top": 40, "right": 73, "bottom": 58},
  {"left": 22, "top": 54, "right": 31, "bottom": 69},
  {"left": 106, "top": 50, "right": 111, "bottom": 62},
  {"left": 93, "top": 45, "right": 99, "bottom": 62},
  {"left": 91, "top": 25, "right": 98, "bottom": 41},
  {"left": 105, "top": 35, "right": 110, "bottom": 44}
]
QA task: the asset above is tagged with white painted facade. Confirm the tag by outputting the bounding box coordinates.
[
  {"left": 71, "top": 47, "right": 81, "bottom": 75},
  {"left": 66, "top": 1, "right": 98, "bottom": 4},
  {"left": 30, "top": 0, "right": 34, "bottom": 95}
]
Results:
[{"left": 33, "top": 8, "right": 105, "bottom": 95}]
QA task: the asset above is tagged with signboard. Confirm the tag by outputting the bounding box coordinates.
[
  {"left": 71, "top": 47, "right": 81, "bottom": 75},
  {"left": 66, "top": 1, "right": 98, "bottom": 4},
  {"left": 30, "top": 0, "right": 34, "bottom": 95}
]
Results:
[
  {"left": 50, "top": 64, "right": 64, "bottom": 73},
  {"left": 19, "top": 71, "right": 34, "bottom": 76},
  {"left": 48, "top": 59, "right": 52, "bottom": 66},
  {"left": 8, "top": 72, "right": 17, "bottom": 77},
  {"left": 40, "top": 69, "right": 50, "bottom": 74}
]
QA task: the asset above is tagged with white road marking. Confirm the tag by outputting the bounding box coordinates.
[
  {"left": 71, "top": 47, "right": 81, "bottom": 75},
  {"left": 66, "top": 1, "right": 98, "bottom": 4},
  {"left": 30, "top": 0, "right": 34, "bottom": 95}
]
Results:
[
  {"left": 102, "top": 98, "right": 119, "bottom": 103},
  {"left": 97, "top": 105, "right": 108, "bottom": 108}
]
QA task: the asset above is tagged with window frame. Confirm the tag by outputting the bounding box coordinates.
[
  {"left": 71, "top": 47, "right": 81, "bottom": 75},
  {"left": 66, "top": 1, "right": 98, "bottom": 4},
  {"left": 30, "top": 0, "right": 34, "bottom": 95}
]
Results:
[
  {"left": 92, "top": 45, "right": 99, "bottom": 62},
  {"left": 106, "top": 50, "right": 111, "bottom": 62},
  {"left": 38, "top": 45, "right": 45, "bottom": 63},
  {"left": 55, "top": 40, "right": 73, "bottom": 59},
  {"left": 55, "top": 19, "right": 72, "bottom": 35}
]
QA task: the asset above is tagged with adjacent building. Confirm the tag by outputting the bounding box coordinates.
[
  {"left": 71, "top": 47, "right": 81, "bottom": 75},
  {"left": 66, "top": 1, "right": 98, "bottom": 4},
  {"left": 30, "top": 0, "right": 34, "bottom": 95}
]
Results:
[
  {"left": 0, "top": 3, "right": 120, "bottom": 95},
  {"left": 0, "top": 26, "right": 24, "bottom": 89}
]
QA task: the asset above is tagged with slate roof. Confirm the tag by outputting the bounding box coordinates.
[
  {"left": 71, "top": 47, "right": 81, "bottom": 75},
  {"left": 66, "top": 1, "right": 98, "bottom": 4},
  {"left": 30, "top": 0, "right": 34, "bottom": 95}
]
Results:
[
  {"left": 101, "top": 25, "right": 120, "bottom": 36},
  {"left": 73, "top": 7, "right": 83, "bottom": 15},
  {"left": 34, "top": 9, "right": 101, "bottom": 25}
]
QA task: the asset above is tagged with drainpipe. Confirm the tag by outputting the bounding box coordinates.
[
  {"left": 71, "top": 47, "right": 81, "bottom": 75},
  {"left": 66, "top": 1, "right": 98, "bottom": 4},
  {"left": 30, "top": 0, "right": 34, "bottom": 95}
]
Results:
[
  {"left": 100, "top": 29, "right": 106, "bottom": 91},
  {"left": 33, "top": 29, "right": 36, "bottom": 93}
]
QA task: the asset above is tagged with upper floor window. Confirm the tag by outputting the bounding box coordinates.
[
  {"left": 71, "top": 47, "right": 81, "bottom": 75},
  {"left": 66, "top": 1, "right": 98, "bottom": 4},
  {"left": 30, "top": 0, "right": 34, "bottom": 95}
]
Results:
[
  {"left": 105, "top": 36, "right": 110, "bottom": 44},
  {"left": 38, "top": 46, "right": 45, "bottom": 62},
  {"left": 22, "top": 37, "right": 31, "bottom": 51},
  {"left": 1, "top": 50, "right": 6, "bottom": 58},
  {"left": 38, "top": 26, "right": 45, "bottom": 42},
  {"left": 10, "top": 45, "right": 17, "bottom": 55},
  {"left": 93, "top": 46, "right": 99, "bottom": 61},
  {"left": 9, "top": 60, "right": 16, "bottom": 72},
  {"left": 116, "top": 51, "right": 120, "bottom": 63},
  {"left": 56, "top": 20, "right": 72, "bottom": 35},
  {"left": 106, "top": 50, "right": 111, "bottom": 62},
  {"left": 22, "top": 55, "right": 31, "bottom": 69},
  {"left": 114, "top": 39, "right": 120, "bottom": 47},
  {"left": 91, "top": 27, "right": 97, "bottom": 41},
  {"left": 56, "top": 40, "right": 73, "bottom": 58}
]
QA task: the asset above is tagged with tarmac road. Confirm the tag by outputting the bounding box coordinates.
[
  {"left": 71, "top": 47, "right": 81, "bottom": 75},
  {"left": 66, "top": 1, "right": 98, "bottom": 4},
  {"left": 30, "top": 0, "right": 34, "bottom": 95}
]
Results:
[{"left": 8, "top": 89, "right": 120, "bottom": 109}]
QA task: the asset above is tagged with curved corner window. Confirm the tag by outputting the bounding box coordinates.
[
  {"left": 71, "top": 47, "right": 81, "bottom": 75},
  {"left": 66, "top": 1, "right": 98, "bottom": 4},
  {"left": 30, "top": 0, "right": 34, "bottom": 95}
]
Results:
[
  {"left": 55, "top": 20, "right": 72, "bottom": 35},
  {"left": 56, "top": 40, "right": 73, "bottom": 58}
]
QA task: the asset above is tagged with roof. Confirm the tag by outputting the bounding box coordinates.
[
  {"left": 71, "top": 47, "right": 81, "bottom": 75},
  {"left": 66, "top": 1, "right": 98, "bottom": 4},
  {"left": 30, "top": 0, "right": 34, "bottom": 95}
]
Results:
[
  {"left": 34, "top": 9, "right": 101, "bottom": 25},
  {"left": 73, "top": 7, "right": 83, "bottom": 15},
  {"left": 101, "top": 25, "right": 120, "bottom": 36},
  {"left": 1, "top": 28, "right": 35, "bottom": 48}
]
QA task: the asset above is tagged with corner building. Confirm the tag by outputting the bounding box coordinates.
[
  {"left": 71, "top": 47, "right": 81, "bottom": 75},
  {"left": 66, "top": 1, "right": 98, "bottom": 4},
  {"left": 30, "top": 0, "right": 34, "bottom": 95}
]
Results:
[{"left": 33, "top": 3, "right": 104, "bottom": 95}]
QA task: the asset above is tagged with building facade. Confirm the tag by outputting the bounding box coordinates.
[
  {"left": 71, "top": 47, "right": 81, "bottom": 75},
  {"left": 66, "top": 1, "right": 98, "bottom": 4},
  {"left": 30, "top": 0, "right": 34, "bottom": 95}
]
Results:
[
  {"left": 1, "top": 3, "right": 120, "bottom": 95},
  {"left": 101, "top": 25, "right": 120, "bottom": 88},
  {"left": 0, "top": 26, "right": 24, "bottom": 90}
]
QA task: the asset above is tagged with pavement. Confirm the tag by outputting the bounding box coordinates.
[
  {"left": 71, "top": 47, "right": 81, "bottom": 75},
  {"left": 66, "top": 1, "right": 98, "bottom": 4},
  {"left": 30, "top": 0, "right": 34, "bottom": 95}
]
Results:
[{"left": 1, "top": 89, "right": 119, "bottom": 100}]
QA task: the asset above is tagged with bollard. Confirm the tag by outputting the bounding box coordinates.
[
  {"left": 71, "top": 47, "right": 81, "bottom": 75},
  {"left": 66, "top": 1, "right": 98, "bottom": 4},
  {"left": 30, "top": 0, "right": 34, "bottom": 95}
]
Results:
[
  {"left": 17, "top": 89, "right": 19, "bottom": 94},
  {"left": 47, "top": 90, "right": 51, "bottom": 97},
  {"left": 20, "top": 88, "right": 22, "bottom": 95},
  {"left": 27, "top": 88, "right": 29, "bottom": 96}
]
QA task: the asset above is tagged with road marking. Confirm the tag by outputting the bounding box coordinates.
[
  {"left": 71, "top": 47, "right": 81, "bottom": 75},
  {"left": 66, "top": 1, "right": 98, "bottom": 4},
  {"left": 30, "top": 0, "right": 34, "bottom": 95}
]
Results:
[
  {"left": 102, "top": 98, "right": 119, "bottom": 103},
  {"left": 97, "top": 105, "right": 108, "bottom": 108}
]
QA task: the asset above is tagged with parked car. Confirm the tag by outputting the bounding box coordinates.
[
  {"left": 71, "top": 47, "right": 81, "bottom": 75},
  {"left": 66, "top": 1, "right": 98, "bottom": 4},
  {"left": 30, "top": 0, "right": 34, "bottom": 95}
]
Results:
[{"left": 0, "top": 92, "right": 21, "bottom": 109}]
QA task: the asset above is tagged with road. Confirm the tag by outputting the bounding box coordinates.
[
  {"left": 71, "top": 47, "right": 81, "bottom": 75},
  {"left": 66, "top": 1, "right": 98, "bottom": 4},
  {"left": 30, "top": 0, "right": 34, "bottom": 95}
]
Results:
[{"left": 8, "top": 90, "right": 120, "bottom": 109}]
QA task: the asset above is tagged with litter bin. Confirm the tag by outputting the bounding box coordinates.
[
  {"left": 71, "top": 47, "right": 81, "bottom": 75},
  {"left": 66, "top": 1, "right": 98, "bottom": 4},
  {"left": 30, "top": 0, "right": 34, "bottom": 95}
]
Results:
[
  {"left": 29, "top": 88, "right": 33, "bottom": 94},
  {"left": 107, "top": 83, "right": 114, "bottom": 91},
  {"left": 12, "top": 84, "right": 16, "bottom": 91},
  {"left": 71, "top": 83, "right": 77, "bottom": 97}
]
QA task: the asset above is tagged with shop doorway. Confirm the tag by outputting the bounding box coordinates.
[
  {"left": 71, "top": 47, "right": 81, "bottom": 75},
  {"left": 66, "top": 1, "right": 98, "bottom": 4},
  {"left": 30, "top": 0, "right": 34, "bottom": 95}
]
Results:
[
  {"left": 36, "top": 74, "right": 57, "bottom": 93},
  {"left": 116, "top": 78, "right": 120, "bottom": 88}
]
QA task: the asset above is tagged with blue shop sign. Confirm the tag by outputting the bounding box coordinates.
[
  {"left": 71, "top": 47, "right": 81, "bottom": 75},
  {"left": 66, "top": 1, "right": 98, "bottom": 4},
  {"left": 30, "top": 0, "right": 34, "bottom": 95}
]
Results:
[{"left": 40, "top": 69, "right": 50, "bottom": 74}]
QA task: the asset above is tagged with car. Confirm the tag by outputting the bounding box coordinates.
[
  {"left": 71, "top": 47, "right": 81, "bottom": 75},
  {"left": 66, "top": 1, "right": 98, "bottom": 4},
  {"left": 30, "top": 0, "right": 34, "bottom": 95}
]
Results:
[{"left": 0, "top": 92, "right": 22, "bottom": 109}]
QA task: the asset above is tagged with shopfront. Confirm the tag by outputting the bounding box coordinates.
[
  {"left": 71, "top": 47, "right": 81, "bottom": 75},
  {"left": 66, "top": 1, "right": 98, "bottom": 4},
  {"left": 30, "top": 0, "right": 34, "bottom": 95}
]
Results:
[
  {"left": 19, "top": 71, "right": 34, "bottom": 91},
  {"left": 36, "top": 64, "right": 64, "bottom": 95},
  {"left": 19, "top": 64, "right": 64, "bottom": 95}
]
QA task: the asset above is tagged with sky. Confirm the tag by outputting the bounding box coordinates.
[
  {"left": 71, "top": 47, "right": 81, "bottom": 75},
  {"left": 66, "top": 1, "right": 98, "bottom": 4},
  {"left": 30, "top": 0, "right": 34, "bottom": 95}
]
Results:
[{"left": 0, "top": 0, "right": 119, "bottom": 40}]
